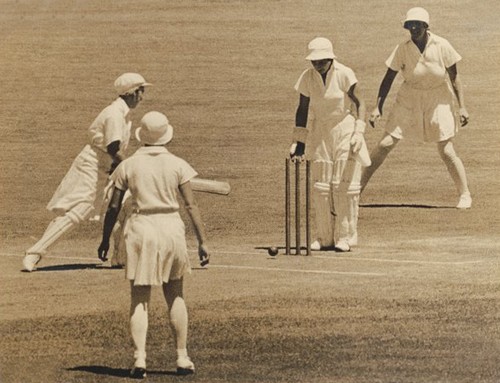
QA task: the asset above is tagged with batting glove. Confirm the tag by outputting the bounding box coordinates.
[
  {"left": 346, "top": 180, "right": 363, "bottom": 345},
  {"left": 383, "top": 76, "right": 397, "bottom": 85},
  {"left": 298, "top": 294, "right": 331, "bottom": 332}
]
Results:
[
  {"left": 350, "top": 119, "right": 366, "bottom": 153},
  {"left": 289, "top": 142, "right": 305, "bottom": 161}
]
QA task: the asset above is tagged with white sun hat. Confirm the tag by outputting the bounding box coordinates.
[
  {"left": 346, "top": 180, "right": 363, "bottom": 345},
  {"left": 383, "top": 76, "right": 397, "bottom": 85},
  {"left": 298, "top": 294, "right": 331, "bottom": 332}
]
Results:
[
  {"left": 305, "top": 37, "right": 336, "bottom": 61},
  {"left": 135, "top": 111, "right": 174, "bottom": 146},
  {"left": 114, "top": 73, "right": 153, "bottom": 96},
  {"left": 404, "top": 7, "right": 430, "bottom": 26}
]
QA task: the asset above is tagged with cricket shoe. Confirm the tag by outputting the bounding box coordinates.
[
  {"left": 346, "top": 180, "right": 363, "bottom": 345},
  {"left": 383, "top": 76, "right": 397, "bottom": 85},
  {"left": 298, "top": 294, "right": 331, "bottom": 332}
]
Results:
[
  {"left": 310, "top": 240, "right": 322, "bottom": 251},
  {"left": 176, "top": 356, "right": 195, "bottom": 375},
  {"left": 22, "top": 253, "right": 42, "bottom": 272},
  {"left": 130, "top": 367, "right": 147, "bottom": 379},
  {"left": 456, "top": 193, "right": 472, "bottom": 209},
  {"left": 335, "top": 240, "right": 351, "bottom": 252}
]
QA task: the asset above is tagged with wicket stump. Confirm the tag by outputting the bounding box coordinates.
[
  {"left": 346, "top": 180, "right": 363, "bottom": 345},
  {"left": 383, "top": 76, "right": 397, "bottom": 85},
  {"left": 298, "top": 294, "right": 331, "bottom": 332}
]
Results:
[{"left": 285, "top": 158, "right": 311, "bottom": 255}]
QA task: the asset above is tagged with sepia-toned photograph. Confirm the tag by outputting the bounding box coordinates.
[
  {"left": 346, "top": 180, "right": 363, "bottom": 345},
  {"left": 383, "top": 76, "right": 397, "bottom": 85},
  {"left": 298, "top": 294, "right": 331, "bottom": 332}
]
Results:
[{"left": 1, "top": 1, "right": 499, "bottom": 382}]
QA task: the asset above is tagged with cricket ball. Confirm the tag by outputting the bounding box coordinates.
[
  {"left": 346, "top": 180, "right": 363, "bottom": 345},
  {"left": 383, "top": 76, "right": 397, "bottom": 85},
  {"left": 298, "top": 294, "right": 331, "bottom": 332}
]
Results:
[{"left": 268, "top": 247, "right": 278, "bottom": 256}]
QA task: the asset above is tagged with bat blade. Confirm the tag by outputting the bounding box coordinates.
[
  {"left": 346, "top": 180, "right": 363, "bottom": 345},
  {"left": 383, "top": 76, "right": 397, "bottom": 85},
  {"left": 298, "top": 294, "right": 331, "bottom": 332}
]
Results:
[{"left": 190, "top": 178, "right": 231, "bottom": 195}]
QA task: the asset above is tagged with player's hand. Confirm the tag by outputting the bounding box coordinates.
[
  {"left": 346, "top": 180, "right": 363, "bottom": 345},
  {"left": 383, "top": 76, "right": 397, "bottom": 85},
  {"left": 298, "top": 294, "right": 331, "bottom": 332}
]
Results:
[
  {"left": 368, "top": 107, "right": 382, "bottom": 128},
  {"left": 98, "top": 240, "right": 110, "bottom": 262},
  {"left": 198, "top": 244, "right": 210, "bottom": 267},
  {"left": 459, "top": 107, "right": 469, "bottom": 127},
  {"left": 350, "top": 132, "right": 363, "bottom": 153},
  {"left": 289, "top": 142, "right": 305, "bottom": 162}
]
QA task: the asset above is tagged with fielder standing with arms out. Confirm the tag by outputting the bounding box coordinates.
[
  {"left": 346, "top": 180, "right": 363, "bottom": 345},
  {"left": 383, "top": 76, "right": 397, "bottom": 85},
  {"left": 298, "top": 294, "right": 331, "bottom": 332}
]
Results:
[
  {"left": 23, "top": 73, "right": 151, "bottom": 271},
  {"left": 361, "top": 7, "right": 471, "bottom": 209},
  {"left": 291, "top": 37, "right": 370, "bottom": 252},
  {"left": 98, "top": 111, "right": 210, "bottom": 379}
]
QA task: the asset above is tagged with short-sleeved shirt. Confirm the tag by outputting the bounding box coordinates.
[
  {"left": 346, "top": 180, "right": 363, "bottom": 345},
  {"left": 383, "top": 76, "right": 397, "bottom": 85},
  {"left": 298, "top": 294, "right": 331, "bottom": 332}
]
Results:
[
  {"left": 111, "top": 146, "right": 198, "bottom": 212},
  {"left": 295, "top": 61, "right": 358, "bottom": 126},
  {"left": 88, "top": 97, "right": 132, "bottom": 157},
  {"left": 386, "top": 32, "right": 461, "bottom": 89}
]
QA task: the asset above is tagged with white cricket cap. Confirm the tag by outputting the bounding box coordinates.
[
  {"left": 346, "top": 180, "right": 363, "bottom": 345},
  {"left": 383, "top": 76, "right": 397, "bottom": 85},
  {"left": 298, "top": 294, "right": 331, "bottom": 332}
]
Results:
[
  {"left": 404, "top": 7, "right": 430, "bottom": 26},
  {"left": 135, "top": 111, "right": 174, "bottom": 146},
  {"left": 114, "top": 73, "right": 152, "bottom": 96},
  {"left": 305, "top": 37, "right": 336, "bottom": 61}
]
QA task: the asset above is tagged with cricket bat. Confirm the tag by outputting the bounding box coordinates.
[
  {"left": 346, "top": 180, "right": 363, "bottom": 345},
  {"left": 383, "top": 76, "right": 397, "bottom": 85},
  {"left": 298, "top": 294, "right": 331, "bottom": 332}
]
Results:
[{"left": 190, "top": 178, "right": 231, "bottom": 195}]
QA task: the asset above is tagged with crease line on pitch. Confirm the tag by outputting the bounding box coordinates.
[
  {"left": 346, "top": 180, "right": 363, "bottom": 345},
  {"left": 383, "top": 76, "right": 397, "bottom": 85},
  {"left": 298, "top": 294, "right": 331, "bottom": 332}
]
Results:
[{"left": 211, "top": 264, "right": 384, "bottom": 276}]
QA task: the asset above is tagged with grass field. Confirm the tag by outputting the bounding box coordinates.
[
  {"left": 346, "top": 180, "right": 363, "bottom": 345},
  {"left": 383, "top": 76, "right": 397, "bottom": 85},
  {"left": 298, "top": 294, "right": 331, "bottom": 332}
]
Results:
[{"left": 1, "top": 1, "right": 499, "bottom": 382}]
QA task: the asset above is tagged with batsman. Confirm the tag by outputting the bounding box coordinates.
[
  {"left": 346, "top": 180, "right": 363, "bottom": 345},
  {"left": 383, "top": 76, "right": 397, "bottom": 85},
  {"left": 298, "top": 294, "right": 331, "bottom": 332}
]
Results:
[
  {"left": 23, "top": 73, "right": 152, "bottom": 271},
  {"left": 290, "top": 37, "right": 370, "bottom": 252}
]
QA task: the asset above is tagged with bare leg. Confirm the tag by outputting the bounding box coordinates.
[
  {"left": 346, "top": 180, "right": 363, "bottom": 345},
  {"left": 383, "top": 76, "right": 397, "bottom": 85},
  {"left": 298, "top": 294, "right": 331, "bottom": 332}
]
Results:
[
  {"left": 437, "top": 139, "right": 471, "bottom": 208},
  {"left": 360, "top": 132, "right": 399, "bottom": 193},
  {"left": 163, "top": 278, "right": 194, "bottom": 373},
  {"left": 130, "top": 283, "right": 151, "bottom": 369}
]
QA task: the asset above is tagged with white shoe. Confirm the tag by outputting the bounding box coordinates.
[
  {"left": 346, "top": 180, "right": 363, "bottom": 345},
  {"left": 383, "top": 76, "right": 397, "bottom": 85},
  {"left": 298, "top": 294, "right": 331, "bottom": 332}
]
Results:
[
  {"left": 335, "top": 240, "right": 351, "bottom": 252},
  {"left": 456, "top": 193, "right": 472, "bottom": 209},
  {"left": 176, "top": 356, "right": 195, "bottom": 375},
  {"left": 310, "top": 240, "right": 322, "bottom": 251},
  {"left": 348, "top": 232, "right": 358, "bottom": 247},
  {"left": 23, "top": 253, "right": 41, "bottom": 272}
]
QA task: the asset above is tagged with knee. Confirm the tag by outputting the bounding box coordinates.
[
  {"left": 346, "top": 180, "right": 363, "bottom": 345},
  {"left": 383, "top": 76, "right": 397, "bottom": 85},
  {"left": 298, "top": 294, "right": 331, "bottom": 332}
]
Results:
[
  {"left": 438, "top": 140, "right": 458, "bottom": 161},
  {"left": 67, "top": 203, "right": 94, "bottom": 224}
]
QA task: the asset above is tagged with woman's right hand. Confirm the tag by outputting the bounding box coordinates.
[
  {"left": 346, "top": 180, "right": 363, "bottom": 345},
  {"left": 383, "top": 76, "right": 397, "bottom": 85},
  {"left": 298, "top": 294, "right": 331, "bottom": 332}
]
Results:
[{"left": 198, "top": 244, "right": 210, "bottom": 267}]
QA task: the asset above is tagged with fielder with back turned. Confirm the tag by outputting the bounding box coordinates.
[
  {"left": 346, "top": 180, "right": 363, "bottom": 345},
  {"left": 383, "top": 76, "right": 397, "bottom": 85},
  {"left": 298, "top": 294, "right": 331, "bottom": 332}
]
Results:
[{"left": 23, "top": 73, "right": 152, "bottom": 271}]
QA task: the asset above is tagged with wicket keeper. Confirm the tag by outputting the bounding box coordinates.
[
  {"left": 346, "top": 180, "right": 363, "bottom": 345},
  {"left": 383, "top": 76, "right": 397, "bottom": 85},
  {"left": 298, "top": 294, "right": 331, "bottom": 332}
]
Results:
[{"left": 361, "top": 7, "right": 472, "bottom": 209}]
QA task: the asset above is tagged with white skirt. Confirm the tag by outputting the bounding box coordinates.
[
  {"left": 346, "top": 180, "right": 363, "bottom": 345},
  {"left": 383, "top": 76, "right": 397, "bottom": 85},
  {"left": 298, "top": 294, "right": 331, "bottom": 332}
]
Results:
[
  {"left": 124, "top": 212, "right": 192, "bottom": 286},
  {"left": 385, "top": 82, "right": 458, "bottom": 143}
]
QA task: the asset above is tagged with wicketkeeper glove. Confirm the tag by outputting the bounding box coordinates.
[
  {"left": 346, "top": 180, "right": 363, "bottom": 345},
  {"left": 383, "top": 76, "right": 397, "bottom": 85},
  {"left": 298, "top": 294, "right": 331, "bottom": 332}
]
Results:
[{"left": 350, "top": 119, "right": 366, "bottom": 153}]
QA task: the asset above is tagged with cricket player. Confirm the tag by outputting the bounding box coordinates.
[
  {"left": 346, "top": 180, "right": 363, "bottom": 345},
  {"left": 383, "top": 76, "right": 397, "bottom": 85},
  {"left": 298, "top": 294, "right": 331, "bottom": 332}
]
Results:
[
  {"left": 290, "top": 37, "right": 370, "bottom": 252},
  {"left": 98, "top": 111, "right": 209, "bottom": 378},
  {"left": 361, "top": 7, "right": 472, "bottom": 209},
  {"left": 23, "top": 73, "right": 152, "bottom": 272}
]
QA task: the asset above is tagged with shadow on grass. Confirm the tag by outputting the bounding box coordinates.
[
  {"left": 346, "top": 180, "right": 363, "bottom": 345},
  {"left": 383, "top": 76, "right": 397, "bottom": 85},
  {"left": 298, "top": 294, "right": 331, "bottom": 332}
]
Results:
[
  {"left": 26, "top": 263, "right": 105, "bottom": 272},
  {"left": 360, "top": 203, "right": 454, "bottom": 209},
  {"left": 67, "top": 365, "right": 179, "bottom": 377}
]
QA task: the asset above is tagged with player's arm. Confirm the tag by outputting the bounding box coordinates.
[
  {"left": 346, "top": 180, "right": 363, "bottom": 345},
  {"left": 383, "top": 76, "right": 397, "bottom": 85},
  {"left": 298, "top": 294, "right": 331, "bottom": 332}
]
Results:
[
  {"left": 179, "top": 181, "right": 210, "bottom": 266},
  {"left": 369, "top": 68, "right": 398, "bottom": 127},
  {"left": 347, "top": 83, "right": 367, "bottom": 153},
  {"left": 107, "top": 140, "right": 123, "bottom": 174},
  {"left": 446, "top": 64, "right": 469, "bottom": 126},
  {"left": 98, "top": 186, "right": 126, "bottom": 261},
  {"left": 291, "top": 94, "right": 310, "bottom": 160}
]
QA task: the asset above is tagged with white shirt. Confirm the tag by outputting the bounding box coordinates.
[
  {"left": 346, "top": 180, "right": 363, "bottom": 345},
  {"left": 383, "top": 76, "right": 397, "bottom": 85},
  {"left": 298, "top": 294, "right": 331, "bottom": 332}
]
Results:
[
  {"left": 111, "top": 146, "right": 198, "bottom": 212},
  {"left": 87, "top": 97, "right": 132, "bottom": 157},
  {"left": 386, "top": 32, "right": 462, "bottom": 89},
  {"left": 295, "top": 61, "right": 357, "bottom": 126}
]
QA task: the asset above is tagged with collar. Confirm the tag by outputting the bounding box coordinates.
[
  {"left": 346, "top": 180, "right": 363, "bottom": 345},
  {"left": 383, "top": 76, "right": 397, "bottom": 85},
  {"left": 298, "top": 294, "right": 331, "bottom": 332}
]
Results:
[
  {"left": 112, "top": 97, "right": 131, "bottom": 117},
  {"left": 134, "top": 146, "right": 170, "bottom": 155},
  {"left": 405, "top": 30, "right": 435, "bottom": 46}
]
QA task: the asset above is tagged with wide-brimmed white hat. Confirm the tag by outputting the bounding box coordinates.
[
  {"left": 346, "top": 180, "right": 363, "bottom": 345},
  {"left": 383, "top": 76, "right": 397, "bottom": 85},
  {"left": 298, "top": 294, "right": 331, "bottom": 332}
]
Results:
[
  {"left": 404, "top": 7, "right": 430, "bottom": 26},
  {"left": 305, "top": 37, "right": 336, "bottom": 61},
  {"left": 114, "top": 73, "right": 153, "bottom": 96},
  {"left": 135, "top": 111, "right": 174, "bottom": 145}
]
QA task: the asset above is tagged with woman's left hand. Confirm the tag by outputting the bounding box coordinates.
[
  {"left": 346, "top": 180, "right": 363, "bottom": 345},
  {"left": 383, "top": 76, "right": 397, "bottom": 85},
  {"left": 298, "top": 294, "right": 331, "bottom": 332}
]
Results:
[{"left": 459, "top": 107, "right": 469, "bottom": 127}]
